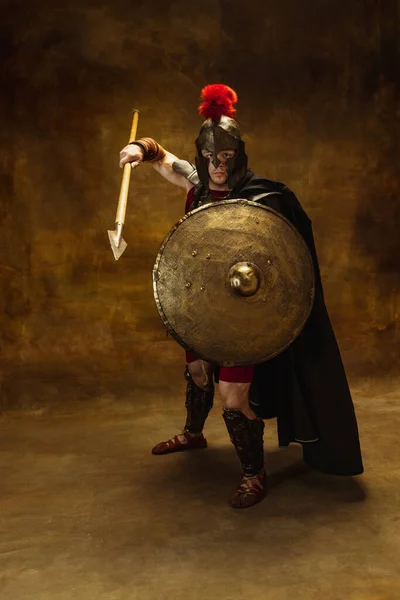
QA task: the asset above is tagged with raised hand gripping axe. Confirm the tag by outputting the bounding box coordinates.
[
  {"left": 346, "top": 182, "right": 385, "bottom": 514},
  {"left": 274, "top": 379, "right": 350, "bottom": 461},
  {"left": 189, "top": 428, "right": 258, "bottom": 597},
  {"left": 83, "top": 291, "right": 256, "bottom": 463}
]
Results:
[{"left": 108, "top": 109, "right": 140, "bottom": 260}]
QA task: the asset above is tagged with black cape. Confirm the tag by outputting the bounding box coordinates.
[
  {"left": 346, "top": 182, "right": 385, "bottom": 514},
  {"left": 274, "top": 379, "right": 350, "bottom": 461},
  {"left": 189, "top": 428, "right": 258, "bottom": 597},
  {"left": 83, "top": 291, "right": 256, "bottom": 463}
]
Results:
[{"left": 191, "top": 170, "right": 364, "bottom": 477}]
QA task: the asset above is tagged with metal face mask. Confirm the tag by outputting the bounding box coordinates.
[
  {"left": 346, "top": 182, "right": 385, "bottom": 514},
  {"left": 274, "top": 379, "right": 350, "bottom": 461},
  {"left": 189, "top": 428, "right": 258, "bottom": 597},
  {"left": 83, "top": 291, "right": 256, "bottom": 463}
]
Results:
[{"left": 195, "top": 116, "right": 248, "bottom": 189}]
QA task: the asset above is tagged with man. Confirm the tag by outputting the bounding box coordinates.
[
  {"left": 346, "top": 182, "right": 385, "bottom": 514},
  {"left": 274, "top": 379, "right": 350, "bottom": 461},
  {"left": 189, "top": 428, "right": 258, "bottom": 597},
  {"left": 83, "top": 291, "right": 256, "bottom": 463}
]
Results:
[{"left": 119, "top": 84, "right": 363, "bottom": 509}]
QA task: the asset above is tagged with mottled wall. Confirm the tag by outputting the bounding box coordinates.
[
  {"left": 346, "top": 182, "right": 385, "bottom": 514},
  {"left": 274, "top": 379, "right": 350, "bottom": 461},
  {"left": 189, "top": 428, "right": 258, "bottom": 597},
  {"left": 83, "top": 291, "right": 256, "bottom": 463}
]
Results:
[{"left": 1, "top": 0, "right": 399, "bottom": 410}]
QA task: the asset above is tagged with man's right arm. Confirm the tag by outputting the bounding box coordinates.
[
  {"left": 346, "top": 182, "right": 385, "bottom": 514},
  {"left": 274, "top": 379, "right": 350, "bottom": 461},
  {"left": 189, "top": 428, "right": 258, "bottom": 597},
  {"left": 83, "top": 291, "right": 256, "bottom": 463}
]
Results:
[{"left": 119, "top": 140, "right": 194, "bottom": 192}]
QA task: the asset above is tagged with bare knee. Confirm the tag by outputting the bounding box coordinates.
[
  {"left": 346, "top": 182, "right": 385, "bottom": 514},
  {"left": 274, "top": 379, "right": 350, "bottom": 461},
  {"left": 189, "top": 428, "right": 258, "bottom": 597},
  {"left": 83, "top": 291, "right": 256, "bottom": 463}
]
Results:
[
  {"left": 187, "top": 360, "right": 214, "bottom": 390},
  {"left": 219, "top": 381, "right": 250, "bottom": 410},
  {"left": 219, "top": 381, "right": 256, "bottom": 419}
]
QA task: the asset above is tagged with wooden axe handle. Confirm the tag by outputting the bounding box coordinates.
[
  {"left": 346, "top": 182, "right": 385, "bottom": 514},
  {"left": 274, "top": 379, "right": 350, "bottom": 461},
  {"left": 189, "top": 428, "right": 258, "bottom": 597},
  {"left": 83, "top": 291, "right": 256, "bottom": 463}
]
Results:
[{"left": 115, "top": 109, "right": 140, "bottom": 225}]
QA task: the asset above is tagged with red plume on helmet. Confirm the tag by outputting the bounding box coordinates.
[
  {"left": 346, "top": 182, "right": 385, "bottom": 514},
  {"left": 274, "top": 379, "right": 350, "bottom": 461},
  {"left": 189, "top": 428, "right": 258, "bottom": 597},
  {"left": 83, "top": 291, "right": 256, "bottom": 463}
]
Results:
[{"left": 198, "top": 84, "right": 238, "bottom": 121}]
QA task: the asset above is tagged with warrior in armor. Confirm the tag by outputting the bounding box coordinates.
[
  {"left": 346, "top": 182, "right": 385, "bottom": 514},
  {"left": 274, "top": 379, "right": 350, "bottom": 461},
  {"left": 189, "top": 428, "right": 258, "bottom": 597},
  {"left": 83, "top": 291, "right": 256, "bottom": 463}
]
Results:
[{"left": 119, "top": 85, "right": 363, "bottom": 509}]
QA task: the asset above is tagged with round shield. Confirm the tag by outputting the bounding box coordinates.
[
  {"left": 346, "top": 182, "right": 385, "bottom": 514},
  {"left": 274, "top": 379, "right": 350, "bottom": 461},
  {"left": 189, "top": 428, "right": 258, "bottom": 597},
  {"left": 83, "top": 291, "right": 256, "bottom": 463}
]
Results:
[{"left": 153, "top": 199, "right": 315, "bottom": 366}]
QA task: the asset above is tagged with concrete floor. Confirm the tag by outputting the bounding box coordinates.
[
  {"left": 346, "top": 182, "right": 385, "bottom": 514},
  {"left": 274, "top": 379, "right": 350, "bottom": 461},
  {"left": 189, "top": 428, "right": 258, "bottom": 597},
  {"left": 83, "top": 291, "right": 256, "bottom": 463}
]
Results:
[{"left": 0, "top": 384, "right": 400, "bottom": 600}]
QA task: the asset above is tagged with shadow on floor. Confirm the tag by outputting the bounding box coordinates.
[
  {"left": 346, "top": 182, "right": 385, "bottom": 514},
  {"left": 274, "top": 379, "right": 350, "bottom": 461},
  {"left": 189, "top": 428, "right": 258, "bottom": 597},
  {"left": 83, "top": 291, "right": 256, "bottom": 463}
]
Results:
[{"left": 133, "top": 442, "right": 367, "bottom": 519}]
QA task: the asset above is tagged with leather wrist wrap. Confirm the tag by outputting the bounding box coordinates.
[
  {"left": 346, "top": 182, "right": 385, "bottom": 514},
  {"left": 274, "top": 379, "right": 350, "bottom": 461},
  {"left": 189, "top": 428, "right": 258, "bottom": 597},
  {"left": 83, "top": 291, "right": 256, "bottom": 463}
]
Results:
[{"left": 130, "top": 137, "right": 166, "bottom": 163}]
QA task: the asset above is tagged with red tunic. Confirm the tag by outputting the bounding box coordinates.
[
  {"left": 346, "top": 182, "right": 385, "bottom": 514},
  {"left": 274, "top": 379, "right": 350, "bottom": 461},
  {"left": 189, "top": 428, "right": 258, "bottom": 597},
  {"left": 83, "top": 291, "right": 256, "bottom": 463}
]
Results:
[{"left": 184, "top": 187, "right": 254, "bottom": 383}]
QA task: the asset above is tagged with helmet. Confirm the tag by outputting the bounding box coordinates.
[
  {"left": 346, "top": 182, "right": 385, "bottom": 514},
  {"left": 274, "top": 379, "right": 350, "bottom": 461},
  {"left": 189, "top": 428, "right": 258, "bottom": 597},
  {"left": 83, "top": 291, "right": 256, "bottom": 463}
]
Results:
[{"left": 194, "top": 84, "right": 248, "bottom": 189}]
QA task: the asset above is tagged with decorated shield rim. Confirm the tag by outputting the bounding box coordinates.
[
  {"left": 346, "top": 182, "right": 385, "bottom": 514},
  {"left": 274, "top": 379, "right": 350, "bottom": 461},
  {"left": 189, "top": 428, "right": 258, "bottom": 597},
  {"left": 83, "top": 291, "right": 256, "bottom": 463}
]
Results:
[{"left": 152, "top": 198, "right": 316, "bottom": 366}]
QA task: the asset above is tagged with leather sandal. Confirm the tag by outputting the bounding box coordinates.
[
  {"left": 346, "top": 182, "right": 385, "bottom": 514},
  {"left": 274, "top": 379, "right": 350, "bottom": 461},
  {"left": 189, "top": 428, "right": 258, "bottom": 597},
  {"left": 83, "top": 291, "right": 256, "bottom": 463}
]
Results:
[
  {"left": 151, "top": 432, "right": 207, "bottom": 455},
  {"left": 231, "top": 470, "right": 267, "bottom": 508}
]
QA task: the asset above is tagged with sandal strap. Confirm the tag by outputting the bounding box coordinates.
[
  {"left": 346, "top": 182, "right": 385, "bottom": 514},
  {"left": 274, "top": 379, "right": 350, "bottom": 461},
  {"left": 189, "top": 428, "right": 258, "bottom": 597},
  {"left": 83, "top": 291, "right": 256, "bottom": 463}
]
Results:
[{"left": 237, "top": 472, "right": 266, "bottom": 494}]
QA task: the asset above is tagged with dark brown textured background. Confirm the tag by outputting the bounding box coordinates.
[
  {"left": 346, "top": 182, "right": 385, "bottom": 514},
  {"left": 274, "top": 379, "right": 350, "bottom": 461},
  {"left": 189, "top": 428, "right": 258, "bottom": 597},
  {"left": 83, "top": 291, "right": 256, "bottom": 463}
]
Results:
[{"left": 1, "top": 0, "right": 399, "bottom": 411}]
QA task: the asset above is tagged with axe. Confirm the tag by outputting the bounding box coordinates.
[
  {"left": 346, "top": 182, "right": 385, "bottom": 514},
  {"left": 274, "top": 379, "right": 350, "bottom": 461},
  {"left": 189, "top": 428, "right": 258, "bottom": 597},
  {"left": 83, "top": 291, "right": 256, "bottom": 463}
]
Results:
[{"left": 108, "top": 109, "right": 140, "bottom": 260}]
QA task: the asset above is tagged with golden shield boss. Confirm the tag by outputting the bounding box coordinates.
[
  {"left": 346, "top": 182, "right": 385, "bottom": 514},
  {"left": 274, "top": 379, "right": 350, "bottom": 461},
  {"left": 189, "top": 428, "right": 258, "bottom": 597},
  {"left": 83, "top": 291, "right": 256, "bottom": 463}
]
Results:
[{"left": 153, "top": 199, "right": 315, "bottom": 366}]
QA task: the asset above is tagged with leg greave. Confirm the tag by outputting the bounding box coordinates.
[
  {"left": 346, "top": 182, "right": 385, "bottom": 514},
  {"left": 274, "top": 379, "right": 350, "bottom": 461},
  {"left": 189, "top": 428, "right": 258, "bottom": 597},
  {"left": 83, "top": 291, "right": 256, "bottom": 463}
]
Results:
[
  {"left": 183, "top": 368, "right": 214, "bottom": 435},
  {"left": 222, "top": 409, "right": 265, "bottom": 476}
]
